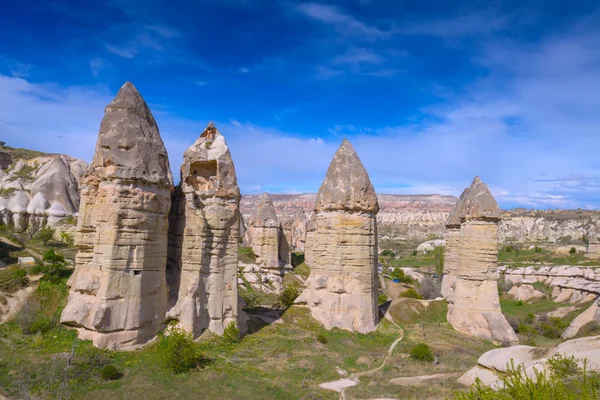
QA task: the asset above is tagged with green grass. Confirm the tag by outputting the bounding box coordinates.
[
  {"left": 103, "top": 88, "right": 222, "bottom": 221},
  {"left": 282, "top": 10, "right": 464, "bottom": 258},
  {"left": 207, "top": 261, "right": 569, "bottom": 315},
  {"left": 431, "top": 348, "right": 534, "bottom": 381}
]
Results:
[
  {"left": 238, "top": 246, "right": 256, "bottom": 264},
  {"left": 388, "top": 253, "right": 436, "bottom": 269},
  {"left": 500, "top": 297, "right": 565, "bottom": 318},
  {"left": 1, "top": 146, "right": 48, "bottom": 161},
  {"left": 499, "top": 247, "right": 595, "bottom": 268}
]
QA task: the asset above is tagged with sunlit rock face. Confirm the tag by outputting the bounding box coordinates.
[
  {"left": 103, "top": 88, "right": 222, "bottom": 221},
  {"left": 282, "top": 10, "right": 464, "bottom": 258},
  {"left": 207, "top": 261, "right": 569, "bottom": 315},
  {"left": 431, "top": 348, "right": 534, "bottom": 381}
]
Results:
[
  {"left": 166, "top": 122, "right": 246, "bottom": 337},
  {"left": 441, "top": 187, "right": 469, "bottom": 299},
  {"left": 61, "top": 82, "right": 173, "bottom": 350},
  {"left": 296, "top": 139, "right": 379, "bottom": 333},
  {"left": 250, "top": 193, "right": 281, "bottom": 272},
  {"left": 447, "top": 176, "right": 518, "bottom": 346}
]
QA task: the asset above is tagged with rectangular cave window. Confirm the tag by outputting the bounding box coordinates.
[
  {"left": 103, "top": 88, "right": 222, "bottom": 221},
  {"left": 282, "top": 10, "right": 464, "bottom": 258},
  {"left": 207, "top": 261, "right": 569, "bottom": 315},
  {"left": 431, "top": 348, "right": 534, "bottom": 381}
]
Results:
[{"left": 187, "top": 160, "right": 218, "bottom": 191}]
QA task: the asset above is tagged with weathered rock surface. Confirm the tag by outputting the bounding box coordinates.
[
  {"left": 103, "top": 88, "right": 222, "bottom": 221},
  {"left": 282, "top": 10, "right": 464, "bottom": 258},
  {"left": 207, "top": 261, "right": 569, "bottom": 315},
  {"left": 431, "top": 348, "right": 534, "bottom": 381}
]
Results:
[
  {"left": 0, "top": 152, "right": 12, "bottom": 170},
  {"left": 291, "top": 212, "right": 308, "bottom": 252},
  {"left": 441, "top": 187, "right": 469, "bottom": 299},
  {"left": 506, "top": 284, "right": 545, "bottom": 302},
  {"left": 296, "top": 139, "right": 379, "bottom": 333},
  {"left": 447, "top": 177, "right": 518, "bottom": 346},
  {"left": 61, "top": 82, "right": 173, "bottom": 350},
  {"left": 249, "top": 193, "right": 282, "bottom": 273},
  {"left": 562, "top": 301, "right": 600, "bottom": 339},
  {"left": 304, "top": 212, "right": 316, "bottom": 266},
  {"left": 0, "top": 153, "right": 86, "bottom": 231},
  {"left": 458, "top": 335, "right": 600, "bottom": 388},
  {"left": 166, "top": 122, "right": 245, "bottom": 337}
]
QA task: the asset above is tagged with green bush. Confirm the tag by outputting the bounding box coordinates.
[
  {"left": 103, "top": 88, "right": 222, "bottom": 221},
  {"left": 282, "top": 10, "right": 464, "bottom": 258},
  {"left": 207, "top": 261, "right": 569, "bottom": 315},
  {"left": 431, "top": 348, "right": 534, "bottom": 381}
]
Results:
[
  {"left": 222, "top": 321, "right": 240, "bottom": 344},
  {"left": 453, "top": 356, "right": 598, "bottom": 400},
  {"left": 534, "top": 245, "right": 542, "bottom": 253},
  {"left": 570, "top": 247, "right": 577, "bottom": 255},
  {"left": 240, "top": 290, "right": 261, "bottom": 309},
  {"left": 410, "top": 342, "right": 434, "bottom": 362},
  {"left": 381, "top": 249, "right": 396, "bottom": 257},
  {"left": 515, "top": 300, "right": 524, "bottom": 307},
  {"left": 433, "top": 245, "right": 445, "bottom": 279},
  {"left": 36, "top": 226, "right": 56, "bottom": 245},
  {"left": 378, "top": 293, "right": 389, "bottom": 305},
  {"left": 389, "top": 268, "right": 414, "bottom": 283},
  {"left": 238, "top": 246, "right": 256, "bottom": 264},
  {"left": 276, "top": 284, "right": 300, "bottom": 309},
  {"left": 32, "top": 249, "right": 70, "bottom": 283},
  {"left": 316, "top": 333, "right": 328, "bottom": 344},
  {"left": 100, "top": 364, "right": 121, "bottom": 381},
  {"left": 400, "top": 288, "right": 422, "bottom": 299},
  {"left": 547, "top": 354, "right": 581, "bottom": 378},
  {"left": 60, "top": 231, "right": 74, "bottom": 245},
  {"left": 0, "top": 265, "right": 28, "bottom": 292},
  {"left": 157, "top": 328, "right": 206, "bottom": 373}
]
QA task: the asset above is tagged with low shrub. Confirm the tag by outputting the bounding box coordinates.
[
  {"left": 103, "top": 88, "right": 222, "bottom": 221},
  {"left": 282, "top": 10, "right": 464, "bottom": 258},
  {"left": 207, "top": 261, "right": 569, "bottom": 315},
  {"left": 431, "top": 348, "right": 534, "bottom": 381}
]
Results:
[
  {"left": 276, "top": 284, "right": 300, "bottom": 309},
  {"left": 0, "top": 265, "right": 28, "bottom": 292},
  {"left": 157, "top": 328, "right": 206, "bottom": 373},
  {"left": 515, "top": 300, "right": 524, "bottom": 307},
  {"left": 400, "top": 288, "right": 422, "bottom": 299},
  {"left": 240, "top": 290, "right": 261, "bottom": 309},
  {"left": 410, "top": 342, "right": 434, "bottom": 362},
  {"left": 36, "top": 226, "right": 56, "bottom": 245},
  {"left": 100, "top": 364, "right": 121, "bottom": 381},
  {"left": 316, "top": 333, "right": 328, "bottom": 344},
  {"left": 547, "top": 354, "right": 581, "bottom": 378},
  {"left": 570, "top": 247, "right": 577, "bottom": 255},
  {"left": 378, "top": 293, "right": 389, "bottom": 305},
  {"left": 238, "top": 246, "right": 256, "bottom": 264},
  {"left": 222, "top": 321, "right": 240, "bottom": 344},
  {"left": 389, "top": 268, "right": 413, "bottom": 284},
  {"left": 381, "top": 249, "right": 396, "bottom": 257}
]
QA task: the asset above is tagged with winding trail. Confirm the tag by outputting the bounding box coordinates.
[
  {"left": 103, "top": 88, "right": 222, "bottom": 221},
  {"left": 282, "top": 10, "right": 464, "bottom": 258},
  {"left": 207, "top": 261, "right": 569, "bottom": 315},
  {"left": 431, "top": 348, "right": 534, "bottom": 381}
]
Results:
[{"left": 320, "top": 310, "right": 405, "bottom": 400}]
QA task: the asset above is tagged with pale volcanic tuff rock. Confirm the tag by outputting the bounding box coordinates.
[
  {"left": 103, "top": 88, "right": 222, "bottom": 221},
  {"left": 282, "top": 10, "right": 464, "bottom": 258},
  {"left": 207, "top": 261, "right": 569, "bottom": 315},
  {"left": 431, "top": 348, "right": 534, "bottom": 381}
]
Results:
[
  {"left": 0, "top": 154, "right": 86, "bottom": 231},
  {"left": 166, "top": 122, "right": 245, "bottom": 337},
  {"left": 441, "top": 187, "right": 469, "bottom": 299},
  {"left": 296, "top": 139, "right": 379, "bottom": 333},
  {"left": 61, "top": 82, "right": 173, "bottom": 350},
  {"left": 447, "top": 177, "right": 518, "bottom": 346},
  {"left": 304, "top": 212, "right": 316, "bottom": 266},
  {"left": 250, "top": 193, "right": 282, "bottom": 273},
  {"left": 291, "top": 212, "right": 308, "bottom": 251}
]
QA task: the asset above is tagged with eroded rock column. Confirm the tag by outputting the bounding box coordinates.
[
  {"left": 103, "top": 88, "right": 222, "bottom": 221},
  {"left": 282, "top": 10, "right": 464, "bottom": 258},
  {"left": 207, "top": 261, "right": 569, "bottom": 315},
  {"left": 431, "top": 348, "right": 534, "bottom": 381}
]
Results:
[
  {"left": 447, "top": 176, "right": 518, "bottom": 345},
  {"left": 296, "top": 139, "right": 379, "bottom": 333},
  {"left": 441, "top": 188, "right": 468, "bottom": 299},
  {"left": 250, "top": 193, "right": 281, "bottom": 273},
  {"left": 61, "top": 82, "right": 173, "bottom": 350},
  {"left": 166, "top": 123, "right": 245, "bottom": 337}
]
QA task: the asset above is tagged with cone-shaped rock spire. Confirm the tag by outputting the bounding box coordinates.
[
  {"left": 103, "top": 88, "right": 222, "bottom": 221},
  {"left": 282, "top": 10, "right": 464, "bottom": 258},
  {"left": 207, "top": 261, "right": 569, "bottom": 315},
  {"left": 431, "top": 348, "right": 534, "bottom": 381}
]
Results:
[
  {"left": 298, "top": 139, "right": 379, "bottom": 333},
  {"left": 315, "top": 139, "right": 379, "bottom": 213},
  {"left": 441, "top": 187, "right": 469, "bottom": 298},
  {"left": 61, "top": 82, "right": 173, "bottom": 350},
  {"left": 255, "top": 193, "right": 278, "bottom": 226},
  {"left": 90, "top": 81, "right": 172, "bottom": 186},
  {"left": 166, "top": 122, "right": 246, "bottom": 337},
  {"left": 250, "top": 192, "right": 282, "bottom": 274},
  {"left": 446, "top": 176, "right": 518, "bottom": 346}
]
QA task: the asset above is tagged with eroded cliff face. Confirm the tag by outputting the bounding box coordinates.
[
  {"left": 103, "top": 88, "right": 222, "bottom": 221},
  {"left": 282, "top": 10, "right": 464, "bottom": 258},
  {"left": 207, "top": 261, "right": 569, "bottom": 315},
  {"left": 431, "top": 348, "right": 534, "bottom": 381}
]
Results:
[
  {"left": 166, "top": 122, "right": 245, "bottom": 337},
  {"left": 60, "top": 82, "right": 173, "bottom": 350},
  {"left": 297, "top": 139, "right": 379, "bottom": 334}
]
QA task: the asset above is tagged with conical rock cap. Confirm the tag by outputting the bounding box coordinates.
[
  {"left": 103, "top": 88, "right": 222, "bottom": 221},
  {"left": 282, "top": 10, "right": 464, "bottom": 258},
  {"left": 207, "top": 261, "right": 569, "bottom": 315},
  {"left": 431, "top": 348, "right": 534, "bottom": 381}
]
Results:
[
  {"left": 314, "top": 139, "right": 378, "bottom": 213},
  {"left": 254, "top": 192, "right": 278, "bottom": 226},
  {"left": 460, "top": 176, "right": 501, "bottom": 221},
  {"left": 89, "top": 82, "right": 173, "bottom": 186}
]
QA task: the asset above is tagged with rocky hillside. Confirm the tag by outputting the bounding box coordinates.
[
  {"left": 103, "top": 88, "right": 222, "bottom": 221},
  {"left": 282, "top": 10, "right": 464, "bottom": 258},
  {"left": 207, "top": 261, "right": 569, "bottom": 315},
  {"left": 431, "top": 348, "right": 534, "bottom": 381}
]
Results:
[
  {"left": 242, "top": 193, "right": 600, "bottom": 244},
  {"left": 0, "top": 147, "right": 87, "bottom": 232}
]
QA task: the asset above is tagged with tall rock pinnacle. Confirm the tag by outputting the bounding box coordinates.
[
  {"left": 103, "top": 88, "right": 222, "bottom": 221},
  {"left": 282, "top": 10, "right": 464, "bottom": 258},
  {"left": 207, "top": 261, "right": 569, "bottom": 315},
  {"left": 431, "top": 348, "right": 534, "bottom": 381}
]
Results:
[
  {"left": 446, "top": 176, "right": 518, "bottom": 346},
  {"left": 61, "top": 81, "right": 173, "bottom": 350},
  {"left": 297, "top": 139, "right": 379, "bottom": 333},
  {"left": 166, "top": 122, "right": 245, "bottom": 337}
]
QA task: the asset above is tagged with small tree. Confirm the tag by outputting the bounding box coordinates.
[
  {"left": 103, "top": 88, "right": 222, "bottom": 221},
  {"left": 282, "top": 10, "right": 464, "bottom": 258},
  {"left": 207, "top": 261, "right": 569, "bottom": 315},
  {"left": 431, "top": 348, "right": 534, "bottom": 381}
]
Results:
[
  {"left": 37, "top": 226, "right": 56, "bottom": 245},
  {"left": 60, "top": 232, "right": 74, "bottom": 246},
  {"left": 0, "top": 141, "right": 6, "bottom": 148},
  {"left": 569, "top": 247, "right": 577, "bottom": 255}
]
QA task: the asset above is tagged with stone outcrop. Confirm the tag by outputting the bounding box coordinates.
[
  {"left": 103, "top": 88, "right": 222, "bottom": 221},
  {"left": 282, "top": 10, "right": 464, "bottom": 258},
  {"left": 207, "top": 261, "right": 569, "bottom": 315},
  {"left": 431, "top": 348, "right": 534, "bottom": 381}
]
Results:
[
  {"left": 459, "top": 336, "right": 600, "bottom": 388},
  {"left": 250, "top": 193, "right": 282, "bottom": 273},
  {"left": 279, "top": 216, "right": 293, "bottom": 265},
  {"left": 60, "top": 82, "right": 173, "bottom": 350},
  {"left": 166, "top": 122, "right": 245, "bottom": 337},
  {"left": 0, "top": 154, "right": 87, "bottom": 231},
  {"left": 447, "top": 176, "right": 518, "bottom": 346},
  {"left": 587, "top": 236, "right": 600, "bottom": 259},
  {"left": 441, "top": 187, "right": 468, "bottom": 298},
  {"left": 0, "top": 152, "right": 12, "bottom": 170},
  {"left": 291, "top": 212, "right": 308, "bottom": 252},
  {"left": 296, "top": 139, "right": 379, "bottom": 333}
]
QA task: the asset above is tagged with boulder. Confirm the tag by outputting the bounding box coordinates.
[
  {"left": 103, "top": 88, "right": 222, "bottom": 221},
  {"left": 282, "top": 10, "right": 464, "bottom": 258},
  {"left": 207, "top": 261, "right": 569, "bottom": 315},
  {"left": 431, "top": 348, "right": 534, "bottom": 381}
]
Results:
[
  {"left": 18, "top": 257, "right": 36, "bottom": 266},
  {"left": 478, "top": 346, "right": 542, "bottom": 373},
  {"left": 506, "top": 284, "right": 545, "bottom": 302},
  {"left": 562, "top": 302, "right": 600, "bottom": 339}
]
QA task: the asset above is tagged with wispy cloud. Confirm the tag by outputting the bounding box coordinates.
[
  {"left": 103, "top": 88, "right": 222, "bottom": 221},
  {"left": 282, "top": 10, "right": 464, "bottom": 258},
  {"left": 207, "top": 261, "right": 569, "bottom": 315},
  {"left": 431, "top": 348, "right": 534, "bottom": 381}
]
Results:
[{"left": 295, "top": 2, "right": 390, "bottom": 40}]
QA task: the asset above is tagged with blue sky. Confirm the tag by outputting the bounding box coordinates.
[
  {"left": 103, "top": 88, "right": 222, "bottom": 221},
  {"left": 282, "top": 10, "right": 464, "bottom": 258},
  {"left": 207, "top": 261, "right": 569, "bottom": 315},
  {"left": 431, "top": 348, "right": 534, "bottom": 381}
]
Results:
[{"left": 1, "top": 0, "right": 599, "bottom": 209}]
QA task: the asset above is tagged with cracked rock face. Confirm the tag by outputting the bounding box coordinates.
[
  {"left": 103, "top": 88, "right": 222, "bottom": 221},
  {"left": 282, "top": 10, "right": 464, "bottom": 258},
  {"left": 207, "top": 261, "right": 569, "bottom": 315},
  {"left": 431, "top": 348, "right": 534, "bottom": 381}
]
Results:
[
  {"left": 60, "top": 82, "right": 173, "bottom": 350},
  {"left": 297, "top": 139, "right": 379, "bottom": 333},
  {"left": 446, "top": 176, "right": 518, "bottom": 346},
  {"left": 166, "top": 122, "right": 246, "bottom": 337},
  {"left": 250, "top": 193, "right": 281, "bottom": 272}
]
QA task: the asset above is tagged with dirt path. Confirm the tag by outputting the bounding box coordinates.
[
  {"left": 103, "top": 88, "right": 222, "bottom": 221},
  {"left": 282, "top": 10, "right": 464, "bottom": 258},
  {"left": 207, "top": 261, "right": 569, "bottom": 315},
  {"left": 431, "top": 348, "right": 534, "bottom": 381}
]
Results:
[{"left": 319, "top": 310, "right": 406, "bottom": 400}]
